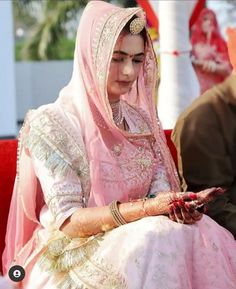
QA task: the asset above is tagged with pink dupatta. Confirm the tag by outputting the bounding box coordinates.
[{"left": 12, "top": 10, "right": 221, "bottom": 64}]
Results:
[{"left": 2, "top": 0, "right": 179, "bottom": 276}]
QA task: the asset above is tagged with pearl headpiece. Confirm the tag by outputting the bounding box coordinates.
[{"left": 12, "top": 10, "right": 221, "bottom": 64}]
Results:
[{"left": 129, "top": 17, "right": 146, "bottom": 35}]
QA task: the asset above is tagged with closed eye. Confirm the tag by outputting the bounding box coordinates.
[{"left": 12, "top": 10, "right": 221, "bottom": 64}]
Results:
[
  {"left": 112, "top": 58, "right": 124, "bottom": 63},
  {"left": 133, "top": 59, "right": 144, "bottom": 63}
]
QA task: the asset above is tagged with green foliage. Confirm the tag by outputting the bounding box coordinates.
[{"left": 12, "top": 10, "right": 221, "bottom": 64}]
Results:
[
  {"left": 14, "top": 0, "right": 87, "bottom": 60},
  {"left": 14, "top": 0, "right": 136, "bottom": 61},
  {"left": 54, "top": 37, "right": 76, "bottom": 60},
  {"left": 16, "top": 37, "right": 76, "bottom": 61},
  {"left": 15, "top": 41, "right": 24, "bottom": 61}
]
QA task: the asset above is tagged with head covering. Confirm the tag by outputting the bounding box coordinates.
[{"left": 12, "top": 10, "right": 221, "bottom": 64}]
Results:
[
  {"left": 2, "top": 0, "right": 179, "bottom": 275},
  {"left": 226, "top": 27, "right": 236, "bottom": 71},
  {"left": 56, "top": 0, "right": 179, "bottom": 207},
  {"left": 191, "top": 8, "right": 227, "bottom": 53}
]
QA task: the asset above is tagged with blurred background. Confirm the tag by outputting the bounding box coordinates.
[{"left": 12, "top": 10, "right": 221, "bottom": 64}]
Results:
[{"left": 1, "top": 0, "right": 236, "bottom": 137}]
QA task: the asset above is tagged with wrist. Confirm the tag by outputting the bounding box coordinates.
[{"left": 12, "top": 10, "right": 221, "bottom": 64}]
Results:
[{"left": 143, "top": 198, "right": 156, "bottom": 216}]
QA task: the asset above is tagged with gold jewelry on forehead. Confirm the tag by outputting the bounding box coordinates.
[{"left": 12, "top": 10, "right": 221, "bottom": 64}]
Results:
[{"left": 129, "top": 17, "right": 146, "bottom": 35}]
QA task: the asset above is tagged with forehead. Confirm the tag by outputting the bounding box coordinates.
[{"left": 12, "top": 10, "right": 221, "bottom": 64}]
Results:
[
  {"left": 113, "top": 33, "right": 145, "bottom": 55},
  {"left": 203, "top": 13, "right": 214, "bottom": 21}
]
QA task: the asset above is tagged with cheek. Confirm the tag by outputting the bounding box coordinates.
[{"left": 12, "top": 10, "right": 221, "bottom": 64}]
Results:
[
  {"left": 108, "top": 64, "right": 119, "bottom": 81},
  {"left": 107, "top": 65, "right": 119, "bottom": 94}
]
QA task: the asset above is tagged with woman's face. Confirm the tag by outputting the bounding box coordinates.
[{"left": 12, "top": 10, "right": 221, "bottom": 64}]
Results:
[
  {"left": 201, "top": 14, "right": 214, "bottom": 34},
  {"left": 107, "top": 33, "right": 145, "bottom": 103}
]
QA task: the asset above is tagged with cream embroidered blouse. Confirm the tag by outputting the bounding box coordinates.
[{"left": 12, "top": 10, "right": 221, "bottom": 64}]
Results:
[{"left": 26, "top": 101, "right": 170, "bottom": 231}]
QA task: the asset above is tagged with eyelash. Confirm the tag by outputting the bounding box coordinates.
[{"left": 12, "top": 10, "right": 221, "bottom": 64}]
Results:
[{"left": 112, "top": 58, "right": 143, "bottom": 63}]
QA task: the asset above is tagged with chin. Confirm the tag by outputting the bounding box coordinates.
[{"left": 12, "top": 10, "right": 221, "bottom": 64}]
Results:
[
  {"left": 118, "top": 87, "right": 131, "bottom": 95},
  {"left": 110, "top": 89, "right": 129, "bottom": 98}
]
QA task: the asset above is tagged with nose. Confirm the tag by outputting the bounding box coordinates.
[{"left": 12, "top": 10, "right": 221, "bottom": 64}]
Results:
[{"left": 122, "top": 59, "right": 134, "bottom": 78}]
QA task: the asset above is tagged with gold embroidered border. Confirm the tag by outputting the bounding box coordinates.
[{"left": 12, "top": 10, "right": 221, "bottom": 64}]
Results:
[
  {"left": 39, "top": 231, "right": 128, "bottom": 289},
  {"left": 24, "top": 108, "right": 91, "bottom": 201},
  {"left": 92, "top": 7, "right": 142, "bottom": 117}
]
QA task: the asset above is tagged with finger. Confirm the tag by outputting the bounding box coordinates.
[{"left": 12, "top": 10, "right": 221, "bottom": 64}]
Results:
[
  {"left": 189, "top": 209, "right": 203, "bottom": 221},
  {"left": 186, "top": 200, "right": 205, "bottom": 213},
  {"left": 172, "top": 202, "right": 184, "bottom": 224},
  {"left": 178, "top": 192, "right": 198, "bottom": 202},
  {"left": 183, "top": 202, "right": 203, "bottom": 222},
  {"left": 197, "top": 187, "right": 226, "bottom": 205},
  {"left": 177, "top": 201, "right": 196, "bottom": 224},
  {"left": 168, "top": 205, "right": 176, "bottom": 222},
  {"left": 180, "top": 203, "right": 196, "bottom": 224}
]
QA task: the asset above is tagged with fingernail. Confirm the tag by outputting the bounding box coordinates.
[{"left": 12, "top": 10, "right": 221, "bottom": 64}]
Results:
[
  {"left": 216, "top": 187, "right": 226, "bottom": 193},
  {"left": 172, "top": 202, "right": 178, "bottom": 209},
  {"left": 185, "top": 203, "right": 190, "bottom": 209},
  {"left": 189, "top": 193, "right": 197, "bottom": 200},
  {"left": 178, "top": 199, "right": 185, "bottom": 205}
]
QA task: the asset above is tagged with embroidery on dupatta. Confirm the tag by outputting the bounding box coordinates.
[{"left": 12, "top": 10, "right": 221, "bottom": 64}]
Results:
[
  {"left": 122, "top": 103, "right": 172, "bottom": 195},
  {"left": 24, "top": 107, "right": 91, "bottom": 204},
  {"left": 92, "top": 6, "right": 142, "bottom": 116},
  {"left": 99, "top": 102, "right": 157, "bottom": 199},
  {"left": 122, "top": 101, "right": 152, "bottom": 134},
  {"left": 39, "top": 231, "right": 127, "bottom": 289},
  {"left": 141, "top": 40, "right": 180, "bottom": 191},
  {"left": 143, "top": 38, "right": 157, "bottom": 87}
]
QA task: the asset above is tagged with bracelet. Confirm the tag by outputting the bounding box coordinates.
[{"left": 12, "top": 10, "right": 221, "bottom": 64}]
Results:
[
  {"left": 141, "top": 197, "right": 148, "bottom": 216},
  {"left": 142, "top": 197, "right": 152, "bottom": 216},
  {"left": 109, "top": 200, "right": 127, "bottom": 226}
]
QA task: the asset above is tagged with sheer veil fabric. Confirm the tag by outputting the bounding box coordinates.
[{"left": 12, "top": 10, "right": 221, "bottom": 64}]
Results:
[
  {"left": 3, "top": 0, "right": 179, "bottom": 275},
  {"left": 4, "top": 3, "right": 236, "bottom": 289}
]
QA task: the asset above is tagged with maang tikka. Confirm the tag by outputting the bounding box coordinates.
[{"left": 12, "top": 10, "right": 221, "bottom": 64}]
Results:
[{"left": 129, "top": 17, "right": 146, "bottom": 35}]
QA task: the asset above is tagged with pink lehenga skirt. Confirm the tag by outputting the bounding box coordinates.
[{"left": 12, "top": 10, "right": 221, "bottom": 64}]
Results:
[{"left": 24, "top": 215, "right": 236, "bottom": 289}]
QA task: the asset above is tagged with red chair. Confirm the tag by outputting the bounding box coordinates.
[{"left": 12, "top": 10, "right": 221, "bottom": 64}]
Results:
[
  {"left": 0, "top": 130, "right": 177, "bottom": 273},
  {"left": 0, "top": 139, "right": 17, "bottom": 274}
]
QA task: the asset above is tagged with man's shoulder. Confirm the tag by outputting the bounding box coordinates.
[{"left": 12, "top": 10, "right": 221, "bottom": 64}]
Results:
[
  {"left": 177, "top": 93, "right": 214, "bottom": 123},
  {"left": 178, "top": 76, "right": 234, "bottom": 122}
]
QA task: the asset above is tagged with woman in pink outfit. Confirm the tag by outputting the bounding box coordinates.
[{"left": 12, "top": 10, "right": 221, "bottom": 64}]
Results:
[
  {"left": 191, "top": 8, "right": 232, "bottom": 94},
  {"left": 2, "top": 2, "right": 236, "bottom": 289}
]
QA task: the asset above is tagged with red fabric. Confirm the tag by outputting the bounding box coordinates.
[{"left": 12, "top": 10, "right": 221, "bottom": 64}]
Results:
[
  {"left": 136, "top": 0, "right": 159, "bottom": 29},
  {"left": 164, "top": 130, "right": 177, "bottom": 168},
  {"left": 191, "top": 8, "right": 229, "bottom": 55},
  {"left": 189, "top": 0, "right": 206, "bottom": 29},
  {"left": 191, "top": 8, "right": 231, "bottom": 94},
  {"left": 0, "top": 140, "right": 17, "bottom": 273},
  {"left": 136, "top": 0, "right": 205, "bottom": 31},
  {"left": 0, "top": 132, "right": 177, "bottom": 274}
]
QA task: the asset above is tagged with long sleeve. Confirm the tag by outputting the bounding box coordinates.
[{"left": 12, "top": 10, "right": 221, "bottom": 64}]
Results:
[
  {"left": 32, "top": 156, "right": 85, "bottom": 229},
  {"left": 24, "top": 107, "right": 90, "bottom": 230}
]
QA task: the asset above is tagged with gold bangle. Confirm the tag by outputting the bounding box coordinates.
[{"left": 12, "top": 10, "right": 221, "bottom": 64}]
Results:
[
  {"left": 142, "top": 198, "right": 151, "bottom": 216},
  {"left": 109, "top": 200, "right": 127, "bottom": 226},
  {"left": 141, "top": 197, "right": 147, "bottom": 216}
]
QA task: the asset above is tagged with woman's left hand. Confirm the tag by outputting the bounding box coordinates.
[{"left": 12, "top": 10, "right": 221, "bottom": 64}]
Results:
[
  {"left": 168, "top": 200, "right": 203, "bottom": 224},
  {"left": 168, "top": 187, "right": 225, "bottom": 224},
  {"left": 202, "top": 60, "right": 217, "bottom": 73}
]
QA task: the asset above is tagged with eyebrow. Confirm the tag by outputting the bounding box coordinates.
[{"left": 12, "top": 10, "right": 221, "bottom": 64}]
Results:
[{"left": 113, "top": 50, "right": 144, "bottom": 57}]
